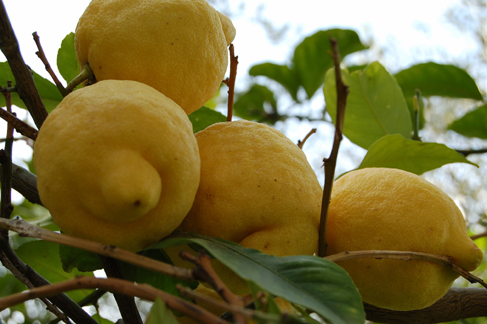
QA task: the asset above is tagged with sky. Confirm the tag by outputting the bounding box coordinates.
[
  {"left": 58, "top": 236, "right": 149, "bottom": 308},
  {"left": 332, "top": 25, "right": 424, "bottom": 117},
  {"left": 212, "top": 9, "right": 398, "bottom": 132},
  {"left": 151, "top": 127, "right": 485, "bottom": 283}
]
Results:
[{"left": 0, "top": 0, "right": 479, "bottom": 192}]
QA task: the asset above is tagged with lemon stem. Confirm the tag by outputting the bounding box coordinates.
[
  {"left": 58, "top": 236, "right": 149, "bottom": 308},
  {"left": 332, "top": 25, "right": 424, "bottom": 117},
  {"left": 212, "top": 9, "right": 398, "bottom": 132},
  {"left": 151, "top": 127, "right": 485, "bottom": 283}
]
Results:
[
  {"left": 318, "top": 37, "right": 349, "bottom": 257},
  {"left": 223, "top": 44, "right": 238, "bottom": 122},
  {"left": 66, "top": 63, "right": 94, "bottom": 93}
]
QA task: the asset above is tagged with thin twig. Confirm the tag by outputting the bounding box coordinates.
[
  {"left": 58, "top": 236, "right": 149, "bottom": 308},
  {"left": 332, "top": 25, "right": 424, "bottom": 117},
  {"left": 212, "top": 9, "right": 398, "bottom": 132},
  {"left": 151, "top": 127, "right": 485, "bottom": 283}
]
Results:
[
  {"left": 181, "top": 251, "right": 246, "bottom": 323},
  {"left": 318, "top": 37, "right": 349, "bottom": 257},
  {"left": 297, "top": 128, "right": 317, "bottom": 149},
  {"left": 223, "top": 44, "right": 238, "bottom": 122},
  {"left": 0, "top": 276, "right": 232, "bottom": 324},
  {"left": 0, "top": 218, "right": 195, "bottom": 281},
  {"left": 456, "top": 148, "right": 487, "bottom": 156},
  {"left": 33, "top": 32, "right": 68, "bottom": 97},
  {"left": 470, "top": 230, "right": 487, "bottom": 240},
  {"left": 324, "top": 250, "right": 487, "bottom": 288},
  {"left": 0, "top": 1, "right": 48, "bottom": 128},
  {"left": 0, "top": 106, "right": 38, "bottom": 140}
]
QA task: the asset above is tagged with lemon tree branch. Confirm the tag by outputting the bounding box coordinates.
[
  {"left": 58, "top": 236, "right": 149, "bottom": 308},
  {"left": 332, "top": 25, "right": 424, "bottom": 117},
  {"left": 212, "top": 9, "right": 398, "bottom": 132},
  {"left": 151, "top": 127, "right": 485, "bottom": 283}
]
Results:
[
  {"left": 33, "top": 32, "right": 68, "bottom": 97},
  {"left": 0, "top": 217, "right": 195, "bottom": 281},
  {"left": 0, "top": 106, "right": 38, "bottom": 140},
  {"left": 318, "top": 36, "right": 349, "bottom": 257},
  {"left": 324, "top": 250, "right": 486, "bottom": 288},
  {"left": 0, "top": 276, "right": 232, "bottom": 324},
  {"left": 0, "top": 0, "right": 48, "bottom": 128},
  {"left": 223, "top": 44, "right": 238, "bottom": 122},
  {"left": 364, "top": 287, "right": 487, "bottom": 323}
]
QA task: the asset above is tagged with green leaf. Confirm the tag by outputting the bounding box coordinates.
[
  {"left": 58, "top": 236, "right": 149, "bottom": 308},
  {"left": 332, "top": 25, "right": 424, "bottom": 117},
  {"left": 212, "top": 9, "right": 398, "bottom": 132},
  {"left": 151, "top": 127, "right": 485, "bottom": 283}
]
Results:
[
  {"left": 188, "top": 106, "right": 226, "bottom": 133},
  {"left": 357, "top": 134, "right": 478, "bottom": 174},
  {"left": 324, "top": 62, "right": 412, "bottom": 149},
  {"left": 293, "top": 29, "right": 367, "bottom": 99},
  {"left": 145, "top": 297, "right": 180, "bottom": 324},
  {"left": 0, "top": 271, "right": 26, "bottom": 297},
  {"left": 152, "top": 233, "right": 365, "bottom": 324},
  {"left": 120, "top": 249, "right": 197, "bottom": 295},
  {"left": 394, "top": 62, "right": 483, "bottom": 100},
  {"left": 249, "top": 63, "right": 300, "bottom": 102},
  {"left": 448, "top": 105, "right": 487, "bottom": 139},
  {"left": 16, "top": 241, "right": 94, "bottom": 301},
  {"left": 59, "top": 244, "right": 103, "bottom": 273},
  {"left": 233, "top": 84, "right": 279, "bottom": 123},
  {"left": 57, "top": 32, "right": 81, "bottom": 84},
  {"left": 0, "top": 62, "right": 63, "bottom": 112}
]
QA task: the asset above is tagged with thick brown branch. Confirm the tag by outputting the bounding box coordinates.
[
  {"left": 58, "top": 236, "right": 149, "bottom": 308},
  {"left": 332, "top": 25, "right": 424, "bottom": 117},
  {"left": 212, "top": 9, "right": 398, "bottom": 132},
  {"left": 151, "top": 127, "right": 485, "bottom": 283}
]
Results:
[
  {"left": 365, "top": 287, "right": 487, "bottom": 323},
  {"left": 0, "top": 162, "right": 42, "bottom": 205},
  {"left": 318, "top": 37, "right": 349, "bottom": 257},
  {"left": 0, "top": 0, "right": 48, "bottom": 128}
]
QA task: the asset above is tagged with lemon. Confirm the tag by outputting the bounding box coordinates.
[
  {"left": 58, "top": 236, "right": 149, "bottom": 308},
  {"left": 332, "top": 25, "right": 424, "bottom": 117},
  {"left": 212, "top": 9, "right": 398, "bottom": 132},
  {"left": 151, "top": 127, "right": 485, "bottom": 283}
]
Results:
[
  {"left": 169, "top": 120, "right": 322, "bottom": 294},
  {"left": 325, "top": 167, "right": 483, "bottom": 311},
  {"left": 75, "top": 0, "right": 236, "bottom": 115},
  {"left": 34, "top": 80, "right": 200, "bottom": 252}
]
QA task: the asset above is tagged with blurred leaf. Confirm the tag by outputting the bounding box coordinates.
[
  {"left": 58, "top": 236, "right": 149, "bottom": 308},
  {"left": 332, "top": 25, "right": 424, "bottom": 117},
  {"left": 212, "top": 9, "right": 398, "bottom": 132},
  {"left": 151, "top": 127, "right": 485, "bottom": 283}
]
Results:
[
  {"left": 448, "top": 105, "right": 487, "bottom": 139},
  {"left": 357, "top": 134, "right": 478, "bottom": 174},
  {"left": 0, "top": 62, "right": 63, "bottom": 112},
  {"left": 57, "top": 32, "right": 81, "bottom": 85},
  {"left": 0, "top": 272, "right": 26, "bottom": 297},
  {"left": 153, "top": 233, "right": 365, "bottom": 324},
  {"left": 324, "top": 62, "right": 412, "bottom": 149},
  {"left": 145, "top": 297, "right": 179, "bottom": 324},
  {"left": 249, "top": 63, "right": 301, "bottom": 102},
  {"left": 16, "top": 241, "right": 94, "bottom": 301},
  {"left": 59, "top": 245, "right": 103, "bottom": 273},
  {"left": 120, "top": 249, "right": 197, "bottom": 295},
  {"left": 91, "top": 313, "right": 115, "bottom": 324},
  {"left": 188, "top": 106, "right": 226, "bottom": 133},
  {"left": 394, "top": 62, "right": 483, "bottom": 100},
  {"left": 293, "top": 29, "right": 367, "bottom": 99},
  {"left": 233, "top": 84, "right": 279, "bottom": 123}
]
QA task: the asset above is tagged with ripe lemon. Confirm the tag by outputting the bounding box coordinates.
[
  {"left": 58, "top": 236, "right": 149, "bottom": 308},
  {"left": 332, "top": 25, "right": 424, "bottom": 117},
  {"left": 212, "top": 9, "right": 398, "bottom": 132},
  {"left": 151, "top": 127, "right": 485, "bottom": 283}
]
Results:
[
  {"left": 325, "top": 167, "right": 483, "bottom": 311},
  {"left": 75, "top": 0, "right": 236, "bottom": 115},
  {"left": 34, "top": 80, "right": 200, "bottom": 252},
  {"left": 168, "top": 120, "right": 322, "bottom": 294}
]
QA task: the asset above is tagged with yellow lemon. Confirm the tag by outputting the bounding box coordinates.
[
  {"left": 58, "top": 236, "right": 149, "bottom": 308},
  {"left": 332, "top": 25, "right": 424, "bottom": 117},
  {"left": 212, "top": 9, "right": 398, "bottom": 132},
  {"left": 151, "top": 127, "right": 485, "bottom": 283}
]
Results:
[
  {"left": 168, "top": 120, "right": 322, "bottom": 294},
  {"left": 34, "top": 80, "right": 200, "bottom": 252},
  {"left": 75, "top": 0, "right": 236, "bottom": 115},
  {"left": 325, "top": 167, "right": 483, "bottom": 311}
]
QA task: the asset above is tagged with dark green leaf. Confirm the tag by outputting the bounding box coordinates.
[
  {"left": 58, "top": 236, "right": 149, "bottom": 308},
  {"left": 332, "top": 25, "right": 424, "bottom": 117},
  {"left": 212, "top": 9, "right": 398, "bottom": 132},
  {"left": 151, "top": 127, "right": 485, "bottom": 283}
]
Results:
[
  {"left": 358, "top": 134, "right": 478, "bottom": 174},
  {"left": 145, "top": 298, "right": 179, "bottom": 324},
  {"left": 152, "top": 233, "right": 365, "bottom": 324},
  {"left": 233, "top": 84, "right": 280, "bottom": 123},
  {"left": 394, "top": 62, "right": 483, "bottom": 100},
  {"left": 59, "top": 244, "right": 103, "bottom": 273},
  {"left": 293, "top": 29, "right": 367, "bottom": 99},
  {"left": 249, "top": 63, "right": 300, "bottom": 102},
  {"left": 448, "top": 105, "right": 487, "bottom": 139},
  {"left": 16, "top": 241, "right": 94, "bottom": 301},
  {"left": 188, "top": 106, "right": 226, "bottom": 133},
  {"left": 324, "top": 62, "right": 412, "bottom": 149},
  {"left": 57, "top": 32, "right": 81, "bottom": 84}
]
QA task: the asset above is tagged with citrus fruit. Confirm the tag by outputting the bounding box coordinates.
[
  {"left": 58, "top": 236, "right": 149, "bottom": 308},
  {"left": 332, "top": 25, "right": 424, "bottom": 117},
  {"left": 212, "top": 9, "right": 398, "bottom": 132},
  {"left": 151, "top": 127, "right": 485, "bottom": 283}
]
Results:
[
  {"left": 34, "top": 80, "right": 200, "bottom": 252},
  {"left": 325, "top": 167, "right": 483, "bottom": 311},
  {"left": 75, "top": 0, "right": 236, "bottom": 115},
  {"left": 168, "top": 120, "right": 322, "bottom": 294}
]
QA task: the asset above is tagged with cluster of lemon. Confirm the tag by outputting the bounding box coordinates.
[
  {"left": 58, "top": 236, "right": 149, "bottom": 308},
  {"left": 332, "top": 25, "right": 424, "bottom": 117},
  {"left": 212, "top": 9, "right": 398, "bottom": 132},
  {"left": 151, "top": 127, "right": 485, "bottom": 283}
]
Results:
[{"left": 33, "top": 0, "right": 482, "bottom": 314}]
